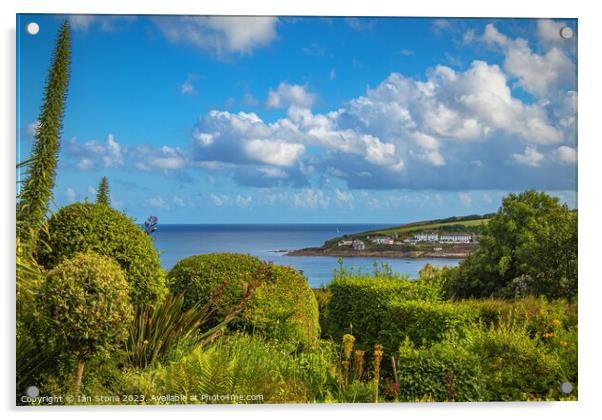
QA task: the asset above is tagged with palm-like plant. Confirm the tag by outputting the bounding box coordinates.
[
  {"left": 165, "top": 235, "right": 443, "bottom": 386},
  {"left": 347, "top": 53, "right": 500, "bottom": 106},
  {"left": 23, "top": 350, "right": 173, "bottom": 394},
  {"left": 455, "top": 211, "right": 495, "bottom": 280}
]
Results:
[{"left": 127, "top": 279, "right": 258, "bottom": 369}]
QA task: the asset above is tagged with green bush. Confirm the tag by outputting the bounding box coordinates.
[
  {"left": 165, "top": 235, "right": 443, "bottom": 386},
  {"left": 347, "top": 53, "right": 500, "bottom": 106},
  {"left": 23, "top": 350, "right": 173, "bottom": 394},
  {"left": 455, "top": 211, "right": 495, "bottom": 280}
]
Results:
[
  {"left": 121, "top": 334, "right": 314, "bottom": 404},
  {"left": 243, "top": 264, "right": 320, "bottom": 349},
  {"left": 396, "top": 338, "right": 483, "bottom": 402},
  {"left": 37, "top": 203, "right": 167, "bottom": 305},
  {"left": 324, "top": 274, "right": 442, "bottom": 349},
  {"left": 379, "top": 300, "right": 477, "bottom": 350},
  {"left": 312, "top": 287, "right": 331, "bottom": 336},
  {"left": 39, "top": 252, "right": 134, "bottom": 391},
  {"left": 467, "top": 325, "right": 564, "bottom": 400},
  {"left": 167, "top": 253, "right": 320, "bottom": 349},
  {"left": 396, "top": 324, "right": 565, "bottom": 402}
]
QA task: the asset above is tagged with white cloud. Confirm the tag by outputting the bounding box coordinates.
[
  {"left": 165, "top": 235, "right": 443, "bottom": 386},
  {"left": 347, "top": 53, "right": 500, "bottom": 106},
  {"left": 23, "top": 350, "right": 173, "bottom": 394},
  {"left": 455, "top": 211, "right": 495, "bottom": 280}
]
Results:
[
  {"left": 244, "top": 139, "right": 305, "bottom": 167},
  {"left": 458, "top": 192, "right": 473, "bottom": 207},
  {"left": 173, "top": 196, "right": 185, "bottom": 207},
  {"left": 69, "top": 15, "right": 136, "bottom": 32},
  {"left": 66, "top": 187, "right": 76, "bottom": 203},
  {"left": 153, "top": 16, "right": 278, "bottom": 57},
  {"left": 180, "top": 81, "right": 197, "bottom": 96},
  {"left": 146, "top": 196, "right": 169, "bottom": 209},
  {"left": 512, "top": 146, "right": 545, "bottom": 167},
  {"left": 266, "top": 83, "right": 316, "bottom": 109},
  {"left": 481, "top": 23, "right": 575, "bottom": 98},
  {"left": 292, "top": 189, "right": 330, "bottom": 209},
  {"left": 554, "top": 145, "right": 577, "bottom": 165},
  {"left": 235, "top": 195, "right": 252, "bottom": 208},
  {"left": 335, "top": 189, "right": 354, "bottom": 207},
  {"left": 132, "top": 145, "right": 187, "bottom": 171},
  {"left": 67, "top": 134, "right": 125, "bottom": 170},
  {"left": 537, "top": 19, "right": 576, "bottom": 50},
  {"left": 345, "top": 18, "right": 376, "bottom": 32},
  {"left": 210, "top": 193, "right": 230, "bottom": 207}
]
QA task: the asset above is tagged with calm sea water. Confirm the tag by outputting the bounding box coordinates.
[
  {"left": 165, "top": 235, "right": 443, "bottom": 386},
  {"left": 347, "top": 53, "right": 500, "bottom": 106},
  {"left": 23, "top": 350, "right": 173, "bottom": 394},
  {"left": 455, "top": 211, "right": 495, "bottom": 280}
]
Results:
[{"left": 152, "top": 224, "right": 461, "bottom": 288}]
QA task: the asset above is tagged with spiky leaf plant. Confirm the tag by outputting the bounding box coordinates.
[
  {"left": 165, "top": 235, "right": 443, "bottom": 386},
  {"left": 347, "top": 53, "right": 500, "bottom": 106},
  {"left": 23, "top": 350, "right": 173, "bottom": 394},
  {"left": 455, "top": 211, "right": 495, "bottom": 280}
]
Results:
[{"left": 17, "top": 21, "right": 71, "bottom": 254}]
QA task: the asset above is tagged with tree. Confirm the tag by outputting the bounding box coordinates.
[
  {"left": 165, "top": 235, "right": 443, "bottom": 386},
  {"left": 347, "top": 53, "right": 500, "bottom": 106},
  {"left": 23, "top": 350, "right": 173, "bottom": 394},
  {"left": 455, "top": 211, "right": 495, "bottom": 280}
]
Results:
[
  {"left": 17, "top": 21, "right": 71, "bottom": 253},
  {"left": 446, "top": 190, "right": 577, "bottom": 300},
  {"left": 96, "top": 176, "right": 111, "bottom": 206}
]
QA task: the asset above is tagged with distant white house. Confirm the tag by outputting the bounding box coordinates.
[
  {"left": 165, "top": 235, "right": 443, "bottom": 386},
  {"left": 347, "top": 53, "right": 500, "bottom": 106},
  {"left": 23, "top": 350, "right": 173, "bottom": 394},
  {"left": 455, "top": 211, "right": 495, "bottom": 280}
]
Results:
[
  {"left": 338, "top": 239, "right": 353, "bottom": 247},
  {"left": 415, "top": 232, "right": 439, "bottom": 242},
  {"left": 439, "top": 233, "right": 472, "bottom": 243},
  {"left": 352, "top": 239, "right": 366, "bottom": 251}
]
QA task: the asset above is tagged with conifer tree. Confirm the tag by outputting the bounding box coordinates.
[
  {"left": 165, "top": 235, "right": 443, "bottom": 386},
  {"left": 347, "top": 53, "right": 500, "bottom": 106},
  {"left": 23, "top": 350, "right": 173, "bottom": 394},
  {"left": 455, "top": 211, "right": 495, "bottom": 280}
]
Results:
[
  {"left": 17, "top": 21, "right": 71, "bottom": 252},
  {"left": 96, "top": 176, "right": 111, "bottom": 206}
]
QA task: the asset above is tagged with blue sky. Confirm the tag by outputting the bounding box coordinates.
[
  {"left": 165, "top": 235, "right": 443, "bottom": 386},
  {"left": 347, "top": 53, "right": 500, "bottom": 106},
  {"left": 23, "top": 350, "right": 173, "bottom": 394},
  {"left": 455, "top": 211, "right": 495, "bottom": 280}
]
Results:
[{"left": 17, "top": 15, "right": 577, "bottom": 223}]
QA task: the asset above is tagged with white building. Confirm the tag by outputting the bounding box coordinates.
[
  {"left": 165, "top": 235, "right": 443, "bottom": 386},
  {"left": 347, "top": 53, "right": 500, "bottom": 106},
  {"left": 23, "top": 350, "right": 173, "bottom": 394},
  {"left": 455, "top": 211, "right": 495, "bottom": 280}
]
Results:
[
  {"left": 352, "top": 239, "right": 366, "bottom": 251},
  {"left": 414, "top": 232, "right": 439, "bottom": 242},
  {"left": 338, "top": 240, "right": 353, "bottom": 247},
  {"left": 439, "top": 233, "right": 472, "bottom": 243}
]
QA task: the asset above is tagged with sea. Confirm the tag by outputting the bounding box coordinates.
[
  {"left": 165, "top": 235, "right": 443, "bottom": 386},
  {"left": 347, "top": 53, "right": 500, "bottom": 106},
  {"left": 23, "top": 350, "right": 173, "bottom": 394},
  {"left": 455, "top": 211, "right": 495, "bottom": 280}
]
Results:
[{"left": 152, "top": 224, "right": 462, "bottom": 288}]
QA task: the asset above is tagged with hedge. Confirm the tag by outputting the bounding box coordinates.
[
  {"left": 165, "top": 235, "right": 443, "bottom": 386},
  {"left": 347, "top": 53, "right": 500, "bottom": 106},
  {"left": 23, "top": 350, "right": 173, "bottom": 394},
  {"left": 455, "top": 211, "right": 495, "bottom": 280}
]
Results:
[
  {"left": 396, "top": 338, "right": 483, "bottom": 401},
  {"left": 396, "top": 325, "right": 565, "bottom": 401},
  {"left": 323, "top": 274, "right": 442, "bottom": 349},
  {"left": 379, "top": 300, "right": 478, "bottom": 350}
]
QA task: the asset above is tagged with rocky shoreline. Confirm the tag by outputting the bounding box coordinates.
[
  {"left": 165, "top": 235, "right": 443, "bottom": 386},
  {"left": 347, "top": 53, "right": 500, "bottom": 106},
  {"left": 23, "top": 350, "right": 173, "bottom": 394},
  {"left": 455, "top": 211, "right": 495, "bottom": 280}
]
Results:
[{"left": 284, "top": 248, "right": 469, "bottom": 259}]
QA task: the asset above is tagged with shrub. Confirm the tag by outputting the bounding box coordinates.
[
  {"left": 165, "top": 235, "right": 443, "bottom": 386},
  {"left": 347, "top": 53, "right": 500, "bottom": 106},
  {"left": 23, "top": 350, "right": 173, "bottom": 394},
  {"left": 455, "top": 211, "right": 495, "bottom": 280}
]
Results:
[
  {"left": 242, "top": 264, "right": 320, "bottom": 349},
  {"left": 167, "top": 253, "right": 320, "bottom": 349},
  {"left": 121, "top": 334, "right": 312, "bottom": 404},
  {"left": 379, "top": 300, "right": 477, "bottom": 350},
  {"left": 39, "top": 252, "right": 133, "bottom": 392},
  {"left": 312, "top": 287, "right": 331, "bottom": 337},
  {"left": 324, "top": 274, "right": 442, "bottom": 349},
  {"left": 396, "top": 338, "right": 483, "bottom": 402},
  {"left": 467, "top": 325, "right": 564, "bottom": 400},
  {"left": 37, "top": 203, "right": 167, "bottom": 305}
]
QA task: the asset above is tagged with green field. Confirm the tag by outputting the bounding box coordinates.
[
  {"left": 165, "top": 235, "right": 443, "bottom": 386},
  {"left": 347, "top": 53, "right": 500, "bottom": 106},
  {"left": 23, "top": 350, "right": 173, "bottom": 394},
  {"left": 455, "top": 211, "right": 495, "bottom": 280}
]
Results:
[{"left": 370, "top": 216, "right": 491, "bottom": 236}]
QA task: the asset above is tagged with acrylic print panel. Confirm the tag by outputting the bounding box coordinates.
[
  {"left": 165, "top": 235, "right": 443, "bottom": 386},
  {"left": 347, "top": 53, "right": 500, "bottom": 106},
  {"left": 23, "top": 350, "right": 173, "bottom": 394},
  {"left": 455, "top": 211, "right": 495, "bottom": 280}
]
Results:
[{"left": 16, "top": 14, "right": 577, "bottom": 405}]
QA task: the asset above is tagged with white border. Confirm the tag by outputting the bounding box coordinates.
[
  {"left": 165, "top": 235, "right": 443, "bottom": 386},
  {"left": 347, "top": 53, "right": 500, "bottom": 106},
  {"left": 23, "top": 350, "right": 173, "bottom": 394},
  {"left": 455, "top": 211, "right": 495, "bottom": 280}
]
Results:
[{"left": 2, "top": 1, "right": 601, "bottom": 419}]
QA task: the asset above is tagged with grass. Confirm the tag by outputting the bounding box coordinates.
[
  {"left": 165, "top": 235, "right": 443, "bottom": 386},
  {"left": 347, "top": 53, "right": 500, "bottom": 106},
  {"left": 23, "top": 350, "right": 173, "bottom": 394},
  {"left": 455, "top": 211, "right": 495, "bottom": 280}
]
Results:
[{"left": 371, "top": 218, "right": 490, "bottom": 236}]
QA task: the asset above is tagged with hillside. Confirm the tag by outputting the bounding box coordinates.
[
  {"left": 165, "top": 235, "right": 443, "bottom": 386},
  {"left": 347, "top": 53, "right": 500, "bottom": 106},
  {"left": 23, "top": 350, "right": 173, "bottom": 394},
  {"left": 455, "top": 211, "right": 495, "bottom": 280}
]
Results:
[{"left": 287, "top": 213, "right": 493, "bottom": 259}]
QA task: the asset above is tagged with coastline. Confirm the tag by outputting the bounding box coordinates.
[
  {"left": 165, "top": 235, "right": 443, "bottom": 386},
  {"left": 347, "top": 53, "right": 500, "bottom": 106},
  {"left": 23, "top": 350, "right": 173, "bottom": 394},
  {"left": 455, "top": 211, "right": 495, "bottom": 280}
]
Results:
[{"left": 285, "top": 248, "right": 469, "bottom": 259}]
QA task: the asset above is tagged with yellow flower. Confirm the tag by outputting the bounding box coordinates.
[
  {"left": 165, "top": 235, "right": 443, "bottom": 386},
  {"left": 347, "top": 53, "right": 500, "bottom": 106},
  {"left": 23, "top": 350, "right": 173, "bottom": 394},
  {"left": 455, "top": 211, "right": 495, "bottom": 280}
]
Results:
[
  {"left": 342, "top": 334, "right": 355, "bottom": 361},
  {"left": 551, "top": 319, "right": 562, "bottom": 326}
]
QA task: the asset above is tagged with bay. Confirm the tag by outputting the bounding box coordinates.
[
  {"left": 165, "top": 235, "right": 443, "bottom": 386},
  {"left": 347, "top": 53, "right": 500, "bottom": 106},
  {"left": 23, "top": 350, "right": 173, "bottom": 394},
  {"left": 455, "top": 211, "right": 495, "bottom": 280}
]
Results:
[{"left": 152, "top": 224, "right": 462, "bottom": 288}]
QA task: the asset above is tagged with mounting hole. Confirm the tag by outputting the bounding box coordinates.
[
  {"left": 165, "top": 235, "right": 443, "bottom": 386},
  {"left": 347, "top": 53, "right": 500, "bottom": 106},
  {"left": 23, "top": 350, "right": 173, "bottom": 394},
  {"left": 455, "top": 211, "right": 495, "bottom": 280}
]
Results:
[
  {"left": 25, "top": 385, "right": 40, "bottom": 398},
  {"left": 26, "top": 22, "right": 40, "bottom": 35},
  {"left": 560, "top": 381, "right": 573, "bottom": 394},
  {"left": 560, "top": 26, "right": 573, "bottom": 40}
]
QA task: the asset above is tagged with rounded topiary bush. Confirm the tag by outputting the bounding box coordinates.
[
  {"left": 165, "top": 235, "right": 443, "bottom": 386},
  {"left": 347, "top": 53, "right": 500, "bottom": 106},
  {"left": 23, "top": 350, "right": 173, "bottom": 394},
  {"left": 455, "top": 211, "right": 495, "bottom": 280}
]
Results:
[
  {"left": 167, "top": 253, "right": 320, "bottom": 349},
  {"left": 37, "top": 203, "right": 167, "bottom": 305},
  {"left": 39, "top": 252, "right": 134, "bottom": 389}
]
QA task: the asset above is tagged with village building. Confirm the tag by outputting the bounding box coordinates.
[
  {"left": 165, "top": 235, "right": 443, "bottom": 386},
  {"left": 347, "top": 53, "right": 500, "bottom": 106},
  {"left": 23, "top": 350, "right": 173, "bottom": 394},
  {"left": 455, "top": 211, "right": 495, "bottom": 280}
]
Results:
[
  {"left": 352, "top": 239, "right": 365, "bottom": 251},
  {"left": 414, "top": 232, "right": 439, "bottom": 242},
  {"left": 439, "top": 233, "right": 472, "bottom": 243}
]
